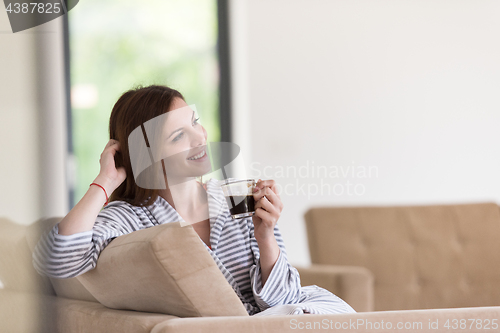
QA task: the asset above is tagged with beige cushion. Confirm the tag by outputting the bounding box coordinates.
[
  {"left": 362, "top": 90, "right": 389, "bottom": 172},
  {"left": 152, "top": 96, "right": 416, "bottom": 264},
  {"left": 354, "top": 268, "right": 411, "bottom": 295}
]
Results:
[
  {"left": 77, "top": 221, "right": 249, "bottom": 318},
  {"left": 53, "top": 295, "right": 176, "bottom": 333},
  {"left": 150, "top": 306, "right": 500, "bottom": 333},
  {"left": 0, "top": 290, "right": 55, "bottom": 333},
  {"left": 25, "top": 217, "right": 98, "bottom": 302},
  {"left": 0, "top": 217, "right": 54, "bottom": 296},
  {"left": 305, "top": 203, "right": 500, "bottom": 311},
  {"left": 295, "top": 264, "right": 374, "bottom": 312}
]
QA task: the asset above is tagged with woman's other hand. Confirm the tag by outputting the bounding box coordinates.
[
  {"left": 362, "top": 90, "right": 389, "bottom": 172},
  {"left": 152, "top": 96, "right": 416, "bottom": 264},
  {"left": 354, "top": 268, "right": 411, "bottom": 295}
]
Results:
[
  {"left": 93, "top": 139, "right": 127, "bottom": 194},
  {"left": 252, "top": 179, "right": 283, "bottom": 243}
]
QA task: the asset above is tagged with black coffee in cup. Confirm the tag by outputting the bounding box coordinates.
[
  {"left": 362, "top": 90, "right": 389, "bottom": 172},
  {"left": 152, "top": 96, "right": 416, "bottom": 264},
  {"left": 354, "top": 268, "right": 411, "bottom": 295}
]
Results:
[
  {"left": 225, "top": 195, "right": 255, "bottom": 218},
  {"left": 221, "top": 179, "right": 256, "bottom": 219}
]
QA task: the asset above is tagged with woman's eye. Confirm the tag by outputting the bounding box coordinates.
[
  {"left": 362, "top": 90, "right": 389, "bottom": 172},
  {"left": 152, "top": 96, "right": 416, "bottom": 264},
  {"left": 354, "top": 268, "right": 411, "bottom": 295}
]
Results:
[
  {"left": 172, "top": 133, "right": 183, "bottom": 142},
  {"left": 171, "top": 117, "right": 199, "bottom": 143}
]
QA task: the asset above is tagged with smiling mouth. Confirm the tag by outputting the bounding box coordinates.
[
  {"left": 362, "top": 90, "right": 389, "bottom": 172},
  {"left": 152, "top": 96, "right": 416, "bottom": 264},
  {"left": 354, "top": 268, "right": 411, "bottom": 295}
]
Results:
[{"left": 187, "top": 150, "right": 207, "bottom": 160}]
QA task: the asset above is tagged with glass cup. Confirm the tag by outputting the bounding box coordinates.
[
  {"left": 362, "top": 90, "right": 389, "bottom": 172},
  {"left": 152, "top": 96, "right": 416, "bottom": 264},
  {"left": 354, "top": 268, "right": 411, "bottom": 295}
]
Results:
[{"left": 221, "top": 179, "right": 256, "bottom": 219}]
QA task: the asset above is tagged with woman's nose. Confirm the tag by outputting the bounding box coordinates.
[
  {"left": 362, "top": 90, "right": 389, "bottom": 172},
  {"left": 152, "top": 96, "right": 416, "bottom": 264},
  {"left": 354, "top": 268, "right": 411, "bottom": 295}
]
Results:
[{"left": 190, "top": 126, "right": 206, "bottom": 147}]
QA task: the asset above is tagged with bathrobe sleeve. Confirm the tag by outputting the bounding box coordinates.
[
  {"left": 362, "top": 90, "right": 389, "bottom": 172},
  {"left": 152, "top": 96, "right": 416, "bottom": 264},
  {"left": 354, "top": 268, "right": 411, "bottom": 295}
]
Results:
[
  {"left": 32, "top": 203, "right": 140, "bottom": 279},
  {"left": 247, "top": 219, "right": 302, "bottom": 311}
]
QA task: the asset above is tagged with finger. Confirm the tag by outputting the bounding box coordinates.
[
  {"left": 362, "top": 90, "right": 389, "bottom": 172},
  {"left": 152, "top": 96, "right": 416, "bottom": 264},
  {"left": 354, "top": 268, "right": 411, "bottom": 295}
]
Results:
[
  {"left": 254, "top": 193, "right": 278, "bottom": 215},
  {"left": 254, "top": 207, "right": 275, "bottom": 226},
  {"left": 256, "top": 179, "right": 281, "bottom": 200},
  {"left": 107, "top": 139, "right": 120, "bottom": 147},
  {"left": 100, "top": 143, "right": 121, "bottom": 163},
  {"left": 105, "top": 141, "right": 121, "bottom": 154},
  {"left": 253, "top": 187, "right": 279, "bottom": 206},
  {"left": 257, "top": 195, "right": 279, "bottom": 216},
  {"left": 271, "top": 183, "right": 281, "bottom": 200},
  {"left": 255, "top": 179, "right": 276, "bottom": 191},
  {"left": 263, "top": 186, "right": 283, "bottom": 212}
]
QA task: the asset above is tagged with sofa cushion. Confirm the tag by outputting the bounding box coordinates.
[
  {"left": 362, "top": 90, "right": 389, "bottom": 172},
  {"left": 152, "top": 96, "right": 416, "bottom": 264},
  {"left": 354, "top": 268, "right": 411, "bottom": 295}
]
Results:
[
  {"left": 54, "top": 294, "right": 176, "bottom": 333},
  {"left": 0, "top": 217, "right": 54, "bottom": 296},
  {"left": 25, "top": 217, "right": 98, "bottom": 302},
  {"left": 305, "top": 203, "right": 500, "bottom": 311},
  {"left": 0, "top": 290, "right": 56, "bottom": 333},
  {"left": 76, "top": 221, "right": 249, "bottom": 318},
  {"left": 150, "top": 306, "right": 500, "bottom": 333}
]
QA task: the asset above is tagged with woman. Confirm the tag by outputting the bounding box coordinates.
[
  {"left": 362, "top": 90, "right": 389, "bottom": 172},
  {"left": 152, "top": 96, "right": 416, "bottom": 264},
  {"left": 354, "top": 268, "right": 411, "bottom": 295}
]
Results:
[{"left": 33, "top": 85, "right": 356, "bottom": 316}]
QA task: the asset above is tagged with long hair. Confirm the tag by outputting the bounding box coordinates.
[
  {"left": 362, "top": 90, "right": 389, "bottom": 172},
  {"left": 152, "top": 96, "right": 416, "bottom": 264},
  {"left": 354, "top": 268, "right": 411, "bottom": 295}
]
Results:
[{"left": 108, "top": 84, "right": 184, "bottom": 206}]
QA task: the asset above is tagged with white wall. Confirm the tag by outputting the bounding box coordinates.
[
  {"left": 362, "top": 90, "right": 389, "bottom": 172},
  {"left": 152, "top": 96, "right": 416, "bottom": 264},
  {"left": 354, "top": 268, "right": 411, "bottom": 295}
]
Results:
[
  {"left": 0, "top": 10, "right": 40, "bottom": 225},
  {"left": 229, "top": 0, "right": 500, "bottom": 266},
  {"left": 0, "top": 12, "right": 68, "bottom": 225}
]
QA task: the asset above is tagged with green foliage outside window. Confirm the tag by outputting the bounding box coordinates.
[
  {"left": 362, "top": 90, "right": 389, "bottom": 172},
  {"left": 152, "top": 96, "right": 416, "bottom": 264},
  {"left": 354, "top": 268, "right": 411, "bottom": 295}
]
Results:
[{"left": 69, "top": 0, "right": 219, "bottom": 204}]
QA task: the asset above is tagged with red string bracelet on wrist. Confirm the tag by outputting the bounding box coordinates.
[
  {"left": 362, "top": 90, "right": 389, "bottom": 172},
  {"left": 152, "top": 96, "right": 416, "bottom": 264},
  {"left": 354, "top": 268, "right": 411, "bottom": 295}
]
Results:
[{"left": 90, "top": 183, "right": 109, "bottom": 206}]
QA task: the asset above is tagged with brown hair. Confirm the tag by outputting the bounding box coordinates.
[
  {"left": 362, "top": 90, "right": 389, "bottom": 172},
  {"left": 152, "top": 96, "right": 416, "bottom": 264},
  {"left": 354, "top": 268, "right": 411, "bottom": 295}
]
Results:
[{"left": 108, "top": 84, "right": 184, "bottom": 206}]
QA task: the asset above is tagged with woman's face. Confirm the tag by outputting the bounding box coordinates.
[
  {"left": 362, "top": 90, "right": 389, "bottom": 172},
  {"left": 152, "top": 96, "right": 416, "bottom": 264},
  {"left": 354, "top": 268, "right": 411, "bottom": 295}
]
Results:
[{"left": 160, "top": 98, "right": 210, "bottom": 180}]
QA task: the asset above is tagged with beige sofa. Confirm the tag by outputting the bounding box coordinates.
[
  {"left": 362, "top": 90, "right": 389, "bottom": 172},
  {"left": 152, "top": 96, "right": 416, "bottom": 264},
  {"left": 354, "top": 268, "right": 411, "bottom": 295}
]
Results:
[
  {"left": 304, "top": 202, "right": 500, "bottom": 311},
  {"left": 1, "top": 202, "right": 499, "bottom": 332}
]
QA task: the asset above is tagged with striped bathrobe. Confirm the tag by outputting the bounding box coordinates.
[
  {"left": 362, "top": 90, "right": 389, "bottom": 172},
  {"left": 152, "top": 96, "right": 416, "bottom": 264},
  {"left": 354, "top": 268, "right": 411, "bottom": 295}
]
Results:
[{"left": 32, "top": 178, "right": 356, "bottom": 316}]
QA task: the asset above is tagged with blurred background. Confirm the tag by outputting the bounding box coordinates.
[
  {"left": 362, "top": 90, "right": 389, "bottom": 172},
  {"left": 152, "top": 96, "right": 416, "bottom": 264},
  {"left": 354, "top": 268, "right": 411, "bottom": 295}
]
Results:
[{"left": 1, "top": 0, "right": 500, "bottom": 313}]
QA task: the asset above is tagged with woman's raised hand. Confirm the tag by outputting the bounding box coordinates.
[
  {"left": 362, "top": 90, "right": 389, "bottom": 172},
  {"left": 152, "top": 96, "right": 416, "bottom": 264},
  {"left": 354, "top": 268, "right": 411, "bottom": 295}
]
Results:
[
  {"left": 252, "top": 179, "right": 284, "bottom": 243},
  {"left": 93, "top": 139, "right": 127, "bottom": 194}
]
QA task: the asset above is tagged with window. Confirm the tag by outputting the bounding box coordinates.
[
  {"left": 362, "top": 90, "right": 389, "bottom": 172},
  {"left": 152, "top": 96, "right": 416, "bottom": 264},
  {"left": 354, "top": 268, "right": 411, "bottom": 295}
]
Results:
[{"left": 66, "top": 0, "right": 224, "bottom": 205}]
